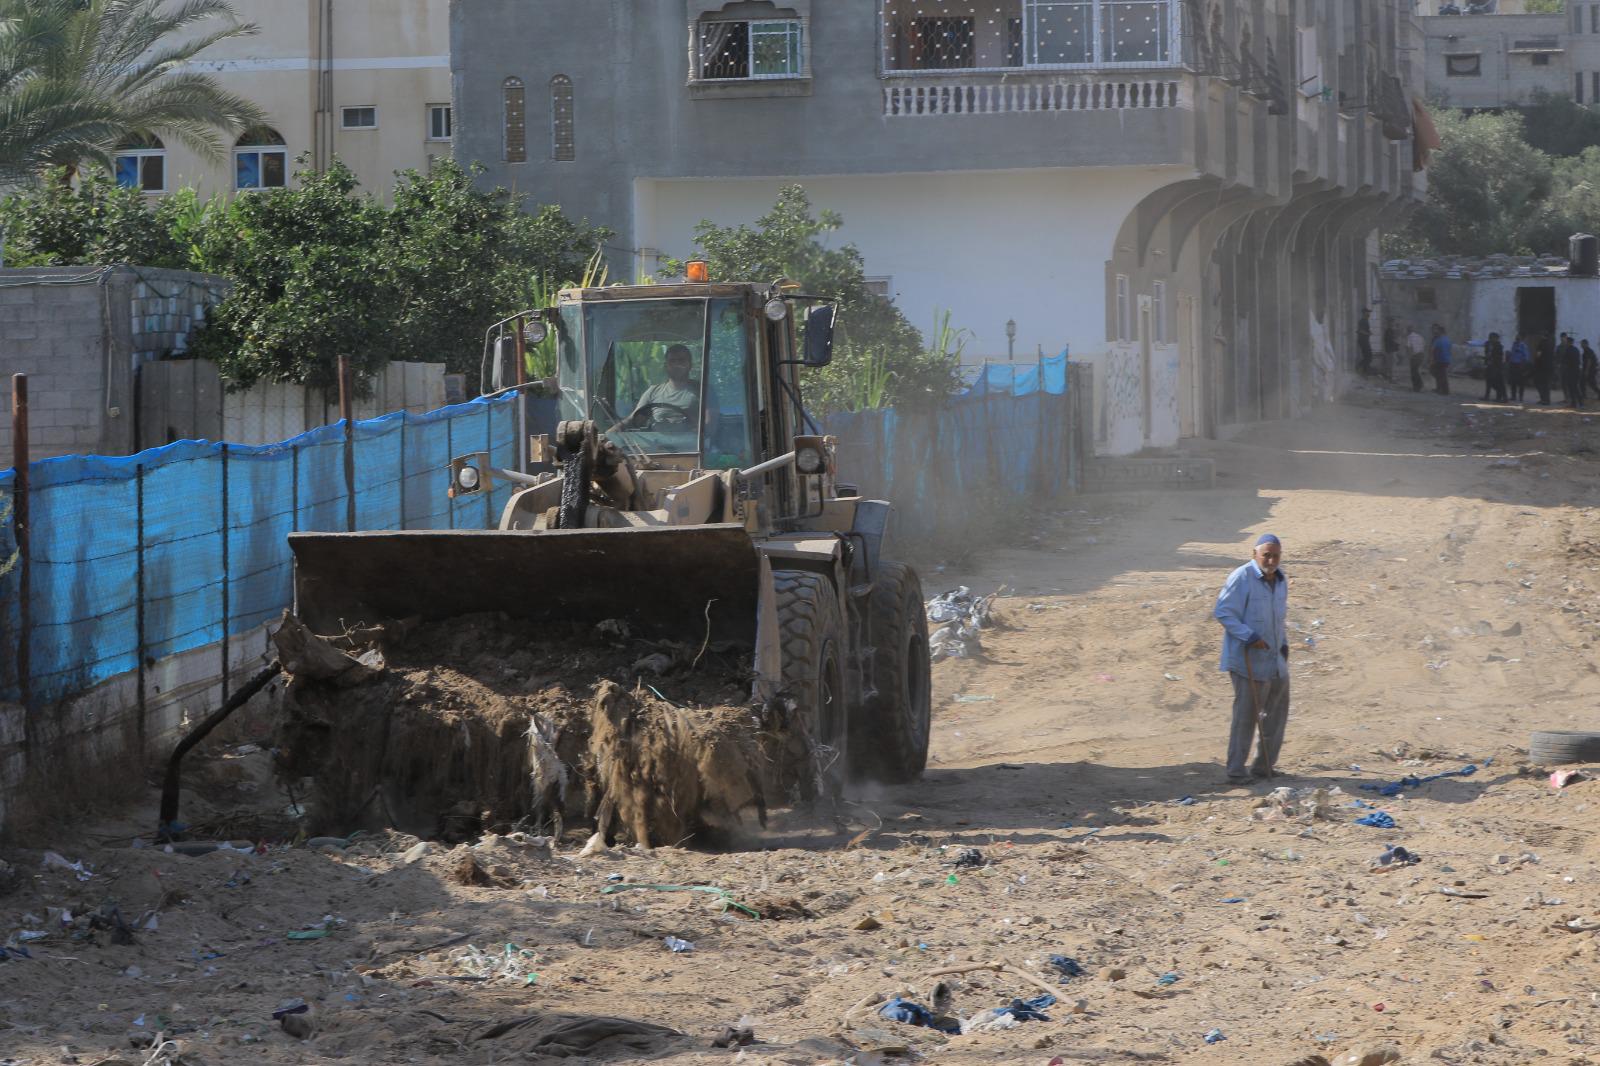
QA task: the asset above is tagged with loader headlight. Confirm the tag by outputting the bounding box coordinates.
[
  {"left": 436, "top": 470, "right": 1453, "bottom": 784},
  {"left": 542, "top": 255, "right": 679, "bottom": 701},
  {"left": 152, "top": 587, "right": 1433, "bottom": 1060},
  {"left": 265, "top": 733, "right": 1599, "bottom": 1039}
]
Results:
[
  {"left": 795, "top": 446, "right": 824, "bottom": 475},
  {"left": 523, "top": 318, "right": 549, "bottom": 345},
  {"left": 764, "top": 298, "right": 790, "bottom": 323},
  {"left": 456, "top": 465, "right": 481, "bottom": 492}
]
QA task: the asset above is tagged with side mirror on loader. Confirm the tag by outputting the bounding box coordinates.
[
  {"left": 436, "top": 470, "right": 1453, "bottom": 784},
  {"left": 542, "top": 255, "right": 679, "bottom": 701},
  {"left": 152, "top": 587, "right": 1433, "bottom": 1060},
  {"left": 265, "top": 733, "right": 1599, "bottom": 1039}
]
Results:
[{"left": 803, "top": 305, "right": 836, "bottom": 367}]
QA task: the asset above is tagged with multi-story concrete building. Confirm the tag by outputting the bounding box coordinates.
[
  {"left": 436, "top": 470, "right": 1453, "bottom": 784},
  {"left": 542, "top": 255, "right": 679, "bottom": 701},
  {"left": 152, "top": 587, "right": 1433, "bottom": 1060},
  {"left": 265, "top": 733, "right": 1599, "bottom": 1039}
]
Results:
[
  {"left": 451, "top": 1, "right": 1425, "bottom": 453},
  {"left": 1420, "top": 3, "right": 1600, "bottom": 110},
  {"left": 116, "top": 0, "right": 449, "bottom": 200}
]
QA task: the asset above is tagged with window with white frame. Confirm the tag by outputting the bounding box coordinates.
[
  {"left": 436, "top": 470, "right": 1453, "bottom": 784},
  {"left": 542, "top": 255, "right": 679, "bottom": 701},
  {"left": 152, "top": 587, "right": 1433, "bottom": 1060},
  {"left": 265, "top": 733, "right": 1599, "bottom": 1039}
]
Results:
[
  {"left": 882, "top": 0, "right": 1177, "bottom": 72},
  {"left": 1152, "top": 281, "right": 1167, "bottom": 344},
  {"left": 341, "top": 106, "right": 377, "bottom": 129},
  {"left": 114, "top": 134, "right": 165, "bottom": 193},
  {"left": 1115, "top": 275, "right": 1131, "bottom": 341},
  {"left": 234, "top": 128, "right": 288, "bottom": 190},
  {"left": 697, "top": 18, "right": 806, "bottom": 80},
  {"left": 863, "top": 276, "right": 895, "bottom": 301},
  {"left": 427, "top": 104, "right": 452, "bottom": 141}
]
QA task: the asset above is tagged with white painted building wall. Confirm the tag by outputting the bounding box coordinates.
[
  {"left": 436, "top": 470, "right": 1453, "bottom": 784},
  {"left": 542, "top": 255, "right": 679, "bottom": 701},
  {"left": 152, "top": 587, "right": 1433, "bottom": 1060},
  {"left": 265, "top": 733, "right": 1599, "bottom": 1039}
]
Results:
[
  {"left": 634, "top": 165, "right": 1191, "bottom": 454},
  {"left": 1466, "top": 276, "right": 1600, "bottom": 343}
]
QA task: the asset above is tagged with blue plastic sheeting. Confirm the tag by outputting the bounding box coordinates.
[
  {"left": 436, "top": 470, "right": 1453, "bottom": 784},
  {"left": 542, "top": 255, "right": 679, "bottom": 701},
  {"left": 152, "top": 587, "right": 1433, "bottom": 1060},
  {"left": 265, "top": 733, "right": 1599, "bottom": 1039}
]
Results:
[
  {"left": 827, "top": 357, "right": 1079, "bottom": 542},
  {"left": 0, "top": 394, "right": 517, "bottom": 704},
  {"left": 959, "top": 351, "right": 1071, "bottom": 398}
]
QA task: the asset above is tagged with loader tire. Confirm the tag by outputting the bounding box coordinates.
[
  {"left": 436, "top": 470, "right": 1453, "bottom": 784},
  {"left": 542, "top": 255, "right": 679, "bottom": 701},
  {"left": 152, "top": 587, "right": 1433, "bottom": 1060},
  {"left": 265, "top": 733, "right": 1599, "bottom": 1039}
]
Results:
[
  {"left": 850, "top": 561, "right": 932, "bottom": 784},
  {"left": 774, "top": 570, "right": 847, "bottom": 802}
]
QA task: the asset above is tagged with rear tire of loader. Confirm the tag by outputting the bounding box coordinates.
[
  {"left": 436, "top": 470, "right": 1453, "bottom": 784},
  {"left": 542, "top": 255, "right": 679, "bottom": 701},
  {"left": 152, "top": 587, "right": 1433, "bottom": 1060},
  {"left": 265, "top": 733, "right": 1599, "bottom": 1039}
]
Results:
[
  {"left": 774, "top": 570, "right": 847, "bottom": 802},
  {"left": 850, "top": 561, "right": 931, "bottom": 784}
]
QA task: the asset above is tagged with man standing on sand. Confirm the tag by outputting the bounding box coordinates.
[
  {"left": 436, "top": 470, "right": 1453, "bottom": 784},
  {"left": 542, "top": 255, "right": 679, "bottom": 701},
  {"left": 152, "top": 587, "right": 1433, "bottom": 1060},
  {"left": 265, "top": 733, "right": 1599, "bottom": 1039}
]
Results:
[
  {"left": 1429, "top": 324, "right": 1452, "bottom": 395},
  {"left": 1406, "top": 324, "right": 1426, "bottom": 392},
  {"left": 1213, "top": 534, "right": 1290, "bottom": 785}
]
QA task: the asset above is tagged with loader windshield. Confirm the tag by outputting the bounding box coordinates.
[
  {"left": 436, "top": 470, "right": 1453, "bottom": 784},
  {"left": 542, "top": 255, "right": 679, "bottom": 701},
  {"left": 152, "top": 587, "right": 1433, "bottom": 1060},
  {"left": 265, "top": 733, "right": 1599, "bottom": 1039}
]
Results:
[{"left": 567, "top": 296, "right": 754, "bottom": 464}]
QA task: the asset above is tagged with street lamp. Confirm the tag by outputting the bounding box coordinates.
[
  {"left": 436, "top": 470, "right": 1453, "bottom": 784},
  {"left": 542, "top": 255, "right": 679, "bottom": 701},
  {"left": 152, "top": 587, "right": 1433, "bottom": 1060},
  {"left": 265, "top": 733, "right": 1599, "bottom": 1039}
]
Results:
[{"left": 1005, "top": 318, "right": 1017, "bottom": 361}]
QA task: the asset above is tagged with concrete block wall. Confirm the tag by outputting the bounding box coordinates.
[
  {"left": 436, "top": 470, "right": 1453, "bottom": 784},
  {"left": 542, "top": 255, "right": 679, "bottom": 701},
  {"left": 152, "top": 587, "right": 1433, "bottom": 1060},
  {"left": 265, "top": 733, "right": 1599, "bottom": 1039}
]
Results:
[
  {"left": 0, "top": 267, "right": 228, "bottom": 461},
  {"left": 0, "top": 270, "right": 115, "bottom": 458}
]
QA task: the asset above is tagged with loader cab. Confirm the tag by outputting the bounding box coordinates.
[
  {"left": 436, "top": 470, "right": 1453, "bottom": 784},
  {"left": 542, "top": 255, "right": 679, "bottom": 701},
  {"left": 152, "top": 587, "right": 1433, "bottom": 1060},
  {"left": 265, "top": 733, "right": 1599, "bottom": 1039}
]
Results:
[{"left": 554, "top": 289, "right": 759, "bottom": 471}]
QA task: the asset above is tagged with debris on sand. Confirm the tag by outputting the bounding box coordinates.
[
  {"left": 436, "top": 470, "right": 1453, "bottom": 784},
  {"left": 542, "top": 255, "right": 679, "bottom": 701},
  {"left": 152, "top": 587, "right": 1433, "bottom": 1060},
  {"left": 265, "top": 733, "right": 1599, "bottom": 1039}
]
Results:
[
  {"left": 271, "top": 613, "right": 809, "bottom": 847},
  {"left": 928, "top": 586, "right": 1000, "bottom": 660}
]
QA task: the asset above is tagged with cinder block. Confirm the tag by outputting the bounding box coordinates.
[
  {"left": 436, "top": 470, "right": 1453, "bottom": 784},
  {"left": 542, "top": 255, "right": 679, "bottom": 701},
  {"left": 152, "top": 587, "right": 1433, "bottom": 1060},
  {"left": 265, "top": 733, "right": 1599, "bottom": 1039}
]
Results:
[{"left": 32, "top": 391, "right": 76, "bottom": 411}]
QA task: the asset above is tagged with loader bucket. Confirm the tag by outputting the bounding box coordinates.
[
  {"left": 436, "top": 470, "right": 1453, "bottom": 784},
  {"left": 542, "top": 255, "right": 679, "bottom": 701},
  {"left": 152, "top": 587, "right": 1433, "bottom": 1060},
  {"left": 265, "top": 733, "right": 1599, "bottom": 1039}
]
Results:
[{"left": 289, "top": 525, "right": 761, "bottom": 645}]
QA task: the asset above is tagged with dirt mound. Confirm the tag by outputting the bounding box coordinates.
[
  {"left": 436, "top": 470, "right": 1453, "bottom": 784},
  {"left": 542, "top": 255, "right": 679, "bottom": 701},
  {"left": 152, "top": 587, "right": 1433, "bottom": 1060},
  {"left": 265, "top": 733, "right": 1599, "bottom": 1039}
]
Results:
[{"left": 271, "top": 613, "right": 807, "bottom": 846}]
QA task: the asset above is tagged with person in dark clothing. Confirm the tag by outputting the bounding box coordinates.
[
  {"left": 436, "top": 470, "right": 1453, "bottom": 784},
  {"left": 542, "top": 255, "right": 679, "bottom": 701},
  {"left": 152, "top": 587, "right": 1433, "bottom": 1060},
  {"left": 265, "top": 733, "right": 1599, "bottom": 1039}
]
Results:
[
  {"left": 1559, "top": 333, "right": 1584, "bottom": 408},
  {"left": 1482, "top": 332, "right": 1508, "bottom": 403},
  {"left": 1584, "top": 339, "right": 1600, "bottom": 401},
  {"left": 1382, "top": 320, "right": 1399, "bottom": 382},
  {"left": 1533, "top": 335, "right": 1554, "bottom": 405},
  {"left": 1430, "top": 324, "right": 1452, "bottom": 395},
  {"left": 1357, "top": 309, "right": 1374, "bottom": 376},
  {"left": 1508, "top": 334, "right": 1532, "bottom": 403},
  {"left": 1406, "top": 324, "right": 1426, "bottom": 392}
]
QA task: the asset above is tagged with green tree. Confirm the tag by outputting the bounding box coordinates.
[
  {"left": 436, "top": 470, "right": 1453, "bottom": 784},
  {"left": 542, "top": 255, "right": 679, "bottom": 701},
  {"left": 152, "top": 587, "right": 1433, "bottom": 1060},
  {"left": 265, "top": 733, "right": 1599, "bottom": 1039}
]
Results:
[
  {"left": 0, "top": 0, "right": 265, "bottom": 184},
  {"left": 1524, "top": 0, "right": 1564, "bottom": 12},
  {"left": 1520, "top": 89, "right": 1600, "bottom": 158},
  {"left": 1388, "top": 108, "right": 1563, "bottom": 257},
  {"left": 383, "top": 160, "right": 607, "bottom": 374},
  {"left": 672, "top": 185, "right": 962, "bottom": 414},
  {"left": 187, "top": 161, "right": 395, "bottom": 392},
  {"left": 0, "top": 165, "right": 187, "bottom": 266}
]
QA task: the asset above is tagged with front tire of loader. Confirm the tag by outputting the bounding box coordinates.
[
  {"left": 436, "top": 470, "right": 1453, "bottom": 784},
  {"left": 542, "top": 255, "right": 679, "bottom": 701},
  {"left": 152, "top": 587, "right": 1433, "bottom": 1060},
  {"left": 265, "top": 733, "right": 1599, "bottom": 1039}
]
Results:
[
  {"left": 774, "top": 570, "right": 848, "bottom": 803},
  {"left": 850, "top": 561, "right": 931, "bottom": 784}
]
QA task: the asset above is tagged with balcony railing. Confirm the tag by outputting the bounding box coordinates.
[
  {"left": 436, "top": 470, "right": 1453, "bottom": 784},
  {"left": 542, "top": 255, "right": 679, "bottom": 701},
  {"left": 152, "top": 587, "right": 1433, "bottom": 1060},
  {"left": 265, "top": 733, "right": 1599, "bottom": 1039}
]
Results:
[{"left": 883, "top": 74, "right": 1189, "bottom": 116}]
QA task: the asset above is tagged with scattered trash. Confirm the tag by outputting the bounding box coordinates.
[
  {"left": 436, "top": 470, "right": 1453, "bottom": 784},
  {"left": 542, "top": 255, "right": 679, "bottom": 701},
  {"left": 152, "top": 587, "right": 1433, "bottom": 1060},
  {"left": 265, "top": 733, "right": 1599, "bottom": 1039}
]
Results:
[
  {"left": 1164, "top": 672, "right": 1182, "bottom": 681},
  {"left": 1372, "top": 1002, "right": 1386, "bottom": 1013},
  {"left": 1177, "top": 796, "right": 1197, "bottom": 806},
  {"left": 1157, "top": 972, "right": 1180, "bottom": 986},
  {"left": 664, "top": 936, "right": 695, "bottom": 953},
  {"left": 1439, "top": 887, "right": 1489, "bottom": 900},
  {"left": 1047, "top": 955, "right": 1085, "bottom": 981},
  {"left": 1220, "top": 897, "right": 1247, "bottom": 904},
  {"left": 1204, "top": 1028, "right": 1227, "bottom": 1044},
  {"left": 944, "top": 873, "right": 959, "bottom": 886},
  {"left": 451, "top": 942, "right": 540, "bottom": 984},
  {"left": 1374, "top": 844, "right": 1419, "bottom": 868},
  {"left": 1354, "top": 812, "right": 1396, "bottom": 829},
  {"left": 271, "top": 1000, "right": 309, "bottom": 1021},
  {"left": 1254, "top": 785, "right": 1344, "bottom": 823},
  {"left": 953, "top": 694, "right": 994, "bottom": 703},
  {"left": 0, "top": 946, "right": 32, "bottom": 961},
  {"left": 711, "top": 1025, "right": 755, "bottom": 1048},
  {"left": 286, "top": 928, "right": 330, "bottom": 940},
  {"left": 927, "top": 586, "right": 998, "bottom": 660},
  {"left": 879, "top": 997, "right": 960, "bottom": 1034},
  {"left": 600, "top": 882, "right": 761, "bottom": 919},
  {"left": 1549, "top": 769, "right": 1584, "bottom": 790},
  {"left": 945, "top": 847, "right": 985, "bottom": 869},
  {"left": 1359, "top": 763, "right": 1477, "bottom": 797},
  {"left": 40, "top": 851, "right": 94, "bottom": 881}
]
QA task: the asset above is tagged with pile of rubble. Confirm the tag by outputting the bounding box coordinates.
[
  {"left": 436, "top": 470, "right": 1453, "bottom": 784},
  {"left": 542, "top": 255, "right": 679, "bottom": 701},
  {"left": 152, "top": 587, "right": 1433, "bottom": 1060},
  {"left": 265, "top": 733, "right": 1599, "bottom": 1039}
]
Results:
[{"left": 1381, "top": 254, "right": 1571, "bottom": 280}]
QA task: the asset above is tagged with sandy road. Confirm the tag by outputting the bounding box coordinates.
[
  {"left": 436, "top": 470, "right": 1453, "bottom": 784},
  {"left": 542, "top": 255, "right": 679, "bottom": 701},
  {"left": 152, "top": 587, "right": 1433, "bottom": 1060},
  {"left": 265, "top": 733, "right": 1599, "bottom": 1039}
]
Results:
[{"left": 2, "top": 383, "right": 1599, "bottom": 1065}]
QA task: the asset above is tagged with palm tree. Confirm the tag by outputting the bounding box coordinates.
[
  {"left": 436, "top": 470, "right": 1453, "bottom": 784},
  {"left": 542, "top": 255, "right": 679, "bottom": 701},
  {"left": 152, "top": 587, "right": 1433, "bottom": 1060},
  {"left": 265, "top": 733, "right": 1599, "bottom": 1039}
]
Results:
[{"left": 0, "top": 0, "right": 266, "bottom": 185}]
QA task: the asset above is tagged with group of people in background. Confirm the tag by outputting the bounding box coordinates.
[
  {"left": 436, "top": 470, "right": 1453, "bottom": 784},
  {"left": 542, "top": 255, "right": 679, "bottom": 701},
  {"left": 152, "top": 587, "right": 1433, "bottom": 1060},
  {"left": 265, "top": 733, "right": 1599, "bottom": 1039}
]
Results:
[{"left": 1358, "top": 309, "right": 1600, "bottom": 407}]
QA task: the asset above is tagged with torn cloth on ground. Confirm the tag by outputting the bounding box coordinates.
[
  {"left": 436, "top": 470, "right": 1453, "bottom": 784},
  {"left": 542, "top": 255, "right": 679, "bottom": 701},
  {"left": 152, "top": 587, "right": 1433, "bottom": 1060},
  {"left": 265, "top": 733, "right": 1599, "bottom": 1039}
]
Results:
[
  {"left": 879, "top": 997, "right": 961, "bottom": 1034},
  {"left": 1359, "top": 763, "right": 1477, "bottom": 797},
  {"left": 1355, "top": 811, "right": 1397, "bottom": 829}
]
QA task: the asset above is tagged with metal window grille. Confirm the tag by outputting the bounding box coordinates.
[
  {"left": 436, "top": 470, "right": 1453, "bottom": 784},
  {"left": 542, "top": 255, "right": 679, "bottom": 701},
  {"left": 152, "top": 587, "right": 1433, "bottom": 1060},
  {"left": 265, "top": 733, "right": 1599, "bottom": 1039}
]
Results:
[
  {"left": 504, "top": 77, "right": 526, "bottom": 163},
  {"left": 551, "top": 75, "right": 575, "bottom": 161},
  {"left": 697, "top": 19, "right": 804, "bottom": 80},
  {"left": 341, "top": 106, "right": 377, "bottom": 129},
  {"left": 882, "top": 1, "right": 1177, "bottom": 72}
]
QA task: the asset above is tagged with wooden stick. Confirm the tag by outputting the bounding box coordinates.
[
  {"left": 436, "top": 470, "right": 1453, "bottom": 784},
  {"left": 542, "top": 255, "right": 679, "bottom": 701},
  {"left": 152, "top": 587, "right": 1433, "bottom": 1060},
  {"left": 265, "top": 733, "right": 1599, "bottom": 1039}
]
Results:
[
  {"left": 1003, "top": 960, "right": 1066, "bottom": 998},
  {"left": 916, "top": 960, "right": 1060, "bottom": 999},
  {"left": 841, "top": 991, "right": 890, "bottom": 1026}
]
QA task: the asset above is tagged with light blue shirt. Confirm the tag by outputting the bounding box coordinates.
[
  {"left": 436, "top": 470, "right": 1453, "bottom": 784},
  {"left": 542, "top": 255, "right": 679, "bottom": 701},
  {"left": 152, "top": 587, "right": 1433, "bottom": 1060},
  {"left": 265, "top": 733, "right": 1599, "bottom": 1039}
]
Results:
[{"left": 1214, "top": 560, "right": 1289, "bottom": 680}]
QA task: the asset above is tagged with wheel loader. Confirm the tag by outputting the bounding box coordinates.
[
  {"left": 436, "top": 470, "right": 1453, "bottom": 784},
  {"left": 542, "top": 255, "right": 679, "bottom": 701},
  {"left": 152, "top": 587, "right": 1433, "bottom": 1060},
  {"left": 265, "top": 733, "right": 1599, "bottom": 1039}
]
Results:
[{"left": 286, "top": 270, "right": 932, "bottom": 791}]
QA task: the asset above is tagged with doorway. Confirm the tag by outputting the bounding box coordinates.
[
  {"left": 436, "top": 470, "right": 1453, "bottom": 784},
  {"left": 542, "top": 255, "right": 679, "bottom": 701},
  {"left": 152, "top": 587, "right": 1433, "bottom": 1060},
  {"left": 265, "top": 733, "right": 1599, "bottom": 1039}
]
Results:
[{"left": 1516, "top": 286, "right": 1556, "bottom": 344}]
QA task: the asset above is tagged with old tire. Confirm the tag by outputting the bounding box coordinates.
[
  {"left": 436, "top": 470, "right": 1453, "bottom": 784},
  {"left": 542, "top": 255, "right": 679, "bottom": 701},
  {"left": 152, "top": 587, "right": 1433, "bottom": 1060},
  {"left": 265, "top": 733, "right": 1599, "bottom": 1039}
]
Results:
[
  {"left": 1529, "top": 730, "right": 1600, "bottom": 764},
  {"left": 774, "top": 570, "right": 848, "bottom": 801},
  {"left": 850, "top": 561, "right": 932, "bottom": 784}
]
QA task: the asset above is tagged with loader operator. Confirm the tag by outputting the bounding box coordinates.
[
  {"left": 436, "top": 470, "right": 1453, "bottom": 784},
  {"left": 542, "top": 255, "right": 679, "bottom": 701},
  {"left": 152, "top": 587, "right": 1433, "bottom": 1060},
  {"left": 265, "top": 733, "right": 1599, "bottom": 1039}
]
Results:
[{"left": 619, "top": 344, "right": 700, "bottom": 429}]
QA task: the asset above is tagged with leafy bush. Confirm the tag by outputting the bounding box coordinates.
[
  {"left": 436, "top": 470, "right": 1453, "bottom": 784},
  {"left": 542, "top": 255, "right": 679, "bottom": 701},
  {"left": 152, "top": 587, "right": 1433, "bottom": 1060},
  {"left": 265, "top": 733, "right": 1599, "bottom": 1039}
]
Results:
[{"left": 668, "top": 185, "right": 964, "bottom": 415}]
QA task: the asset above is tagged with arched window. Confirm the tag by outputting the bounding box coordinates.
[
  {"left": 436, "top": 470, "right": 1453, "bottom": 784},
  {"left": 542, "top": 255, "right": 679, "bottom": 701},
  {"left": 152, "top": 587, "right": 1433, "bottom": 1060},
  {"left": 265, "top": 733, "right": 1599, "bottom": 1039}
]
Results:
[
  {"left": 504, "top": 77, "right": 527, "bottom": 163},
  {"left": 114, "top": 134, "right": 165, "bottom": 193},
  {"left": 234, "top": 127, "right": 287, "bottom": 190},
  {"left": 551, "top": 75, "right": 575, "bottom": 161}
]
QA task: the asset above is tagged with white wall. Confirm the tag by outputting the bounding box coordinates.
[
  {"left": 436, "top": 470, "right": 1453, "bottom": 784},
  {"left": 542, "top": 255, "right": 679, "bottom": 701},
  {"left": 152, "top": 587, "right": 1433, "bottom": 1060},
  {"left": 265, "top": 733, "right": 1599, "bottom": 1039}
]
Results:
[
  {"left": 634, "top": 166, "right": 1190, "bottom": 365},
  {"left": 1466, "top": 276, "right": 1600, "bottom": 344}
]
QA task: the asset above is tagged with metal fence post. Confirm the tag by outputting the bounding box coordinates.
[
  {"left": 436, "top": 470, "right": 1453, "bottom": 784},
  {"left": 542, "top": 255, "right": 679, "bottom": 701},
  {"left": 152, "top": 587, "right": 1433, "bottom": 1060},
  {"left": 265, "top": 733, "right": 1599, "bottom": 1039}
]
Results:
[
  {"left": 484, "top": 407, "right": 494, "bottom": 529},
  {"left": 220, "top": 442, "right": 230, "bottom": 704},
  {"left": 338, "top": 355, "right": 356, "bottom": 532},
  {"left": 290, "top": 442, "right": 300, "bottom": 532},
  {"left": 446, "top": 418, "right": 455, "bottom": 530},
  {"left": 398, "top": 416, "right": 407, "bottom": 530},
  {"left": 136, "top": 463, "right": 146, "bottom": 750},
  {"left": 10, "top": 373, "right": 31, "bottom": 751}
]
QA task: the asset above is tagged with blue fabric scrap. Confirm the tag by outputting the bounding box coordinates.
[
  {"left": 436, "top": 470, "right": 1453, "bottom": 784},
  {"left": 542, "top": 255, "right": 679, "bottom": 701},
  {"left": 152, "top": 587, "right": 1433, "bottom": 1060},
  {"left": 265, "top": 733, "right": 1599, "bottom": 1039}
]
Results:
[
  {"left": 1047, "top": 955, "right": 1085, "bottom": 981},
  {"left": 1355, "top": 811, "right": 1397, "bottom": 829},
  {"left": 1359, "top": 763, "right": 1477, "bottom": 797},
  {"left": 879, "top": 997, "right": 960, "bottom": 1034},
  {"left": 997, "top": 994, "right": 1055, "bottom": 1022}
]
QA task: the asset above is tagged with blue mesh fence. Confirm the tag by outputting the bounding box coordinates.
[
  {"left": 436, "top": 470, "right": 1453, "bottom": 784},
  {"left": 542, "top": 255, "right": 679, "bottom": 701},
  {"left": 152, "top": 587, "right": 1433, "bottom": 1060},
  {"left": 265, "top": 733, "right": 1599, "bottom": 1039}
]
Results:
[
  {"left": 0, "top": 394, "right": 517, "bottom": 705},
  {"left": 826, "top": 352, "right": 1076, "bottom": 539}
]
